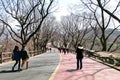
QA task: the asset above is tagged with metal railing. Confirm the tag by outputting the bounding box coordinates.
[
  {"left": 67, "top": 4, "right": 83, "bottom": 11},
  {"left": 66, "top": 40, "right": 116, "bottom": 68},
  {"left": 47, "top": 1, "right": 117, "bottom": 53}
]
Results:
[
  {"left": 0, "top": 50, "right": 42, "bottom": 63},
  {"left": 84, "top": 50, "right": 120, "bottom": 68}
]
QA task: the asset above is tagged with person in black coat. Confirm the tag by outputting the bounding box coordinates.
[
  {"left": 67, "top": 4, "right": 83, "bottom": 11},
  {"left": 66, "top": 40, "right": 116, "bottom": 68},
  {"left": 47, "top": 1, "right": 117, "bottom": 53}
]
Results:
[
  {"left": 12, "top": 46, "right": 21, "bottom": 71},
  {"left": 76, "top": 46, "right": 84, "bottom": 70}
]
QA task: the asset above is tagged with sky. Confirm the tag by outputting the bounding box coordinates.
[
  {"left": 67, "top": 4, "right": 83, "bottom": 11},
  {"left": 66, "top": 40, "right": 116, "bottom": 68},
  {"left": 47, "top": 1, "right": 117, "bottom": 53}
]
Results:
[
  {"left": 8, "top": 0, "right": 120, "bottom": 29},
  {"left": 53, "top": 0, "right": 120, "bottom": 21},
  {"left": 53, "top": 0, "right": 120, "bottom": 29},
  {"left": 9, "top": 0, "right": 80, "bottom": 27},
  {"left": 9, "top": 0, "right": 80, "bottom": 29},
  {"left": 53, "top": 0, "right": 80, "bottom": 21}
]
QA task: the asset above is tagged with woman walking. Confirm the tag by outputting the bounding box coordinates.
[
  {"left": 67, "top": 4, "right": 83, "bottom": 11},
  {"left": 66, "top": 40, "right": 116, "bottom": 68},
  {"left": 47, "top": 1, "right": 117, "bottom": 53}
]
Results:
[
  {"left": 12, "top": 46, "right": 21, "bottom": 71},
  {"left": 21, "top": 46, "right": 29, "bottom": 69}
]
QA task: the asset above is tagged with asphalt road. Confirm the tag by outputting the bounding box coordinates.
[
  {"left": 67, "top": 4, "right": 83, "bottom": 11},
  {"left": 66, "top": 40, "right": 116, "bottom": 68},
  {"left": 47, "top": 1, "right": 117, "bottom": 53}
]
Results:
[{"left": 0, "top": 50, "right": 60, "bottom": 80}]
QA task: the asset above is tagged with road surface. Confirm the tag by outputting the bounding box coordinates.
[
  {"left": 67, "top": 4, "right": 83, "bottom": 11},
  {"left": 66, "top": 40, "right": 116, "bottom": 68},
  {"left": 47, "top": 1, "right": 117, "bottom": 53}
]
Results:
[{"left": 0, "top": 50, "right": 59, "bottom": 80}]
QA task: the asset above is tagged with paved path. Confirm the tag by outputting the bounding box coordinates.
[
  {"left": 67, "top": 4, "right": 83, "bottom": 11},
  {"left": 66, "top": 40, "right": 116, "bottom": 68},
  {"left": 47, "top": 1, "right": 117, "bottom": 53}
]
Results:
[
  {"left": 0, "top": 49, "right": 120, "bottom": 80},
  {"left": 0, "top": 50, "right": 59, "bottom": 80},
  {"left": 53, "top": 52, "right": 120, "bottom": 80}
]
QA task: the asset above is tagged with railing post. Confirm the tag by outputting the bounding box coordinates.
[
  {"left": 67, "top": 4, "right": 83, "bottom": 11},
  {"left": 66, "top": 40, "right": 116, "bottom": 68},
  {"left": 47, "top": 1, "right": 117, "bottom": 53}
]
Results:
[
  {"left": 0, "top": 52, "right": 2, "bottom": 63},
  {"left": 0, "top": 45, "right": 2, "bottom": 63}
]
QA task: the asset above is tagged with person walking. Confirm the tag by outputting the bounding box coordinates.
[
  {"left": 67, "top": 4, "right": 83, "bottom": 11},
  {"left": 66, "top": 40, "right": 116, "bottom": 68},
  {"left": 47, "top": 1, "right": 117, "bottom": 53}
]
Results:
[
  {"left": 12, "top": 46, "right": 21, "bottom": 71},
  {"left": 75, "top": 46, "right": 84, "bottom": 70},
  {"left": 21, "top": 46, "right": 29, "bottom": 69}
]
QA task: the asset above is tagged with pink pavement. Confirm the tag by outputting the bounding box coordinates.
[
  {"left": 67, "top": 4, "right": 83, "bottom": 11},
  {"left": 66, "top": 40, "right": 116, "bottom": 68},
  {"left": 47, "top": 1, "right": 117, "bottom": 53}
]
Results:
[{"left": 53, "top": 53, "right": 120, "bottom": 80}]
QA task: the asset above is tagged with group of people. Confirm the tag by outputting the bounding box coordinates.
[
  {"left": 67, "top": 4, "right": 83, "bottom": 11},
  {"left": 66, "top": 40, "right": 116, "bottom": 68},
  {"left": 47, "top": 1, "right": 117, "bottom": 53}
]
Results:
[
  {"left": 58, "top": 48, "right": 69, "bottom": 54},
  {"left": 12, "top": 45, "right": 29, "bottom": 71},
  {"left": 12, "top": 44, "right": 84, "bottom": 71}
]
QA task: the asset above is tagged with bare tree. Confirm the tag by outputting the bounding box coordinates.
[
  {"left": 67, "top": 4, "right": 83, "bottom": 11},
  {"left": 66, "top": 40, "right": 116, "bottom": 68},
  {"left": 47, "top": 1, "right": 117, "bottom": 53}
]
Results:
[
  {"left": 81, "top": 0, "right": 120, "bottom": 51},
  {"left": 0, "top": 0, "right": 55, "bottom": 48},
  {"left": 0, "top": 24, "right": 4, "bottom": 37},
  {"left": 97, "top": 0, "right": 120, "bottom": 23},
  {"left": 35, "top": 16, "right": 57, "bottom": 51},
  {"left": 60, "top": 14, "right": 91, "bottom": 50},
  {"left": 50, "top": 23, "right": 62, "bottom": 48}
]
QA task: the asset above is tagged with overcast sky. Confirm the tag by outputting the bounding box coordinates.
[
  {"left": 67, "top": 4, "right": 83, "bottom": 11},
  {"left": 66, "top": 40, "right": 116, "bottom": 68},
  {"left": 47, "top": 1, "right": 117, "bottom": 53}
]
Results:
[
  {"left": 53, "top": 0, "right": 119, "bottom": 21},
  {"left": 9, "top": 0, "right": 80, "bottom": 28},
  {"left": 53, "top": 0, "right": 80, "bottom": 21}
]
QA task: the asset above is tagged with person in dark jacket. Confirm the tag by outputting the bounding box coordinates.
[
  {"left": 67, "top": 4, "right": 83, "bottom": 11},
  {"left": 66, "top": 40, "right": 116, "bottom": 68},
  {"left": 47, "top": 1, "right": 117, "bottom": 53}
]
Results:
[
  {"left": 21, "top": 46, "right": 29, "bottom": 69},
  {"left": 76, "top": 46, "right": 84, "bottom": 70},
  {"left": 12, "top": 46, "right": 21, "bottom": 71}
]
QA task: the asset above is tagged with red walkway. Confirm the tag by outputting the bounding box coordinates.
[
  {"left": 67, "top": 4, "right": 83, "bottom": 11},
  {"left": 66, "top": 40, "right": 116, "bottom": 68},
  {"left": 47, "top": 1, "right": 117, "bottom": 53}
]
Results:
[{"left": 53, "top": 53, "right": 120, "bottom": 80}]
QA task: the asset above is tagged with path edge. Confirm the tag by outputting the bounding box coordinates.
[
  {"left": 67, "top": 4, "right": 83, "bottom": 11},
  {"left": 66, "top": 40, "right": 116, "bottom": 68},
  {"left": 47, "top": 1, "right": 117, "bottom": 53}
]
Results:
[{"left": 49, "top": 53, "right": 61, "bottom": 80}]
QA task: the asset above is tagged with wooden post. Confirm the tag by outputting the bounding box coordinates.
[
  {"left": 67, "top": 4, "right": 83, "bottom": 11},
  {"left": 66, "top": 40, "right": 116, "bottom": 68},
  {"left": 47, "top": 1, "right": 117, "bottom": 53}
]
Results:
[
  {"left": 0, "top": 45, "right": 2, "bottom": 63},
  {"left": 0, "top": 52, "right": 2, "bottom": 63}
]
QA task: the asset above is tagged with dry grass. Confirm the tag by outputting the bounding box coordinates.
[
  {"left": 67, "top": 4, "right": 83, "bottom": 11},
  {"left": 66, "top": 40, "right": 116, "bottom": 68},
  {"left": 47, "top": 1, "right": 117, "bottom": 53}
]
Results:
[
  {"left": 91, "top": 51, "right": 120, "bottom": 71},
  {"left": 96, "top": 52, "right": 120, "bottom": 58}
]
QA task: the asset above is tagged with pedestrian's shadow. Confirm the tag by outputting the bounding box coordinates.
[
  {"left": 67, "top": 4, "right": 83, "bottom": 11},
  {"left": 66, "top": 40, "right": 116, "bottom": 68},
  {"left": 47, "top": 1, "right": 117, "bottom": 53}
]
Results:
[
  {"left": 0, "top": 70, "right": 21, "bottom": 73},
  {"left": 66, "top": 69, "right": 77, "bottom": 72}
]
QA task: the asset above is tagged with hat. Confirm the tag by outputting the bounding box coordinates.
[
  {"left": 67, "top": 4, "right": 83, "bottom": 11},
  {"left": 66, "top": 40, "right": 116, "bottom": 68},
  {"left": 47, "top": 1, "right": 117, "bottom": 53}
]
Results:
[{"left": 78, "top": 46, "right": 83, "bottom": 49}]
